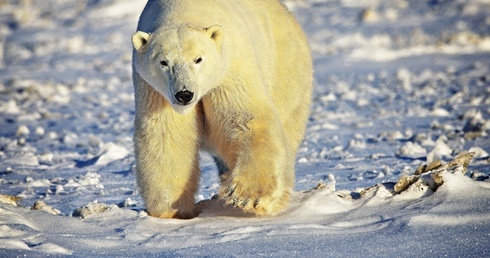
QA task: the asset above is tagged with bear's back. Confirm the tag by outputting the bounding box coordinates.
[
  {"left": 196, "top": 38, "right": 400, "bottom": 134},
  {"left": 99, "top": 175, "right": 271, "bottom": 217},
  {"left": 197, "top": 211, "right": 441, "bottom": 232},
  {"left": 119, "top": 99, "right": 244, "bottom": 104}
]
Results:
[{"left": 137, "top": 0, "right": 295, "bottom": 35}]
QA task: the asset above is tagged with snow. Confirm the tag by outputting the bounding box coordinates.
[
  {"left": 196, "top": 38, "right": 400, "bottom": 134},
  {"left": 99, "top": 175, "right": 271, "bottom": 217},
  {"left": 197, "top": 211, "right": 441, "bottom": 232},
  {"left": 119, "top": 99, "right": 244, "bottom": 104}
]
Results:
[{"left": 1, "top": 0, "right": 489, "bottom": 256}]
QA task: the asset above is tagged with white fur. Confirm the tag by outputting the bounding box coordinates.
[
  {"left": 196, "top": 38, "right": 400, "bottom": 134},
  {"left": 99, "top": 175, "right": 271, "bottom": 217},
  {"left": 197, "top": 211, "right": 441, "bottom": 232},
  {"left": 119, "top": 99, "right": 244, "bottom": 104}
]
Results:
[{"left": 132, "top": 0, "right": 312, "bottom": 218}]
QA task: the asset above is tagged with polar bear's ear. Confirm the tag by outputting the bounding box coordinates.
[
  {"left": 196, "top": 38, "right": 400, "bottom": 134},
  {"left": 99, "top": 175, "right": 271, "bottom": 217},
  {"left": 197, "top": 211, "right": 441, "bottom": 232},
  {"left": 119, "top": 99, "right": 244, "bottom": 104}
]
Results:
[
  {"left": 206, "top": 25, "right": 223, "bottom": 44},
  {"left": 132, "top": 31, "right": 150, "bottom": 51}
]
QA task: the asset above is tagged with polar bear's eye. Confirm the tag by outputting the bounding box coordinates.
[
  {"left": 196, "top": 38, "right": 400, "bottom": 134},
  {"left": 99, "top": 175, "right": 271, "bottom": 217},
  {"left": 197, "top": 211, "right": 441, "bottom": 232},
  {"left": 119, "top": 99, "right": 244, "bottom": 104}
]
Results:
[
  {"left": 160, "top": 60, "right": 168, "bottom": 67},
  {"left": 195, "top": 57, "right": 203, "bottom": 64}
]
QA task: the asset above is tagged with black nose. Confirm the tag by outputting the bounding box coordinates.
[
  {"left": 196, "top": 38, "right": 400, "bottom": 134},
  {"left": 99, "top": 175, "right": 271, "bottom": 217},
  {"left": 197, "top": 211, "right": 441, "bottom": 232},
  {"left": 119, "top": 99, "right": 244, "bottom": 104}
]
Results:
[{"left": 175, "top": 90, "right": 194, "bottom": 105}]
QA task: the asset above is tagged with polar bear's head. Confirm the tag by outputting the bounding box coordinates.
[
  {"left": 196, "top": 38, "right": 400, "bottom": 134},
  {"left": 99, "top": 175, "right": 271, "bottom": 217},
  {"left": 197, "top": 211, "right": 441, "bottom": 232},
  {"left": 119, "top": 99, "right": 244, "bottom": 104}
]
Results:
[{"left": 132, "top": 25, "right": 224, "bottom": 113}]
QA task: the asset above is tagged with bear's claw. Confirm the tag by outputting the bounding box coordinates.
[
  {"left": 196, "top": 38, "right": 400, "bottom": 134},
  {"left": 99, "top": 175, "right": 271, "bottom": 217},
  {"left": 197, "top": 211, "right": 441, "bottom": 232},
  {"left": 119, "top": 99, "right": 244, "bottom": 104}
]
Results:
[
  {"left": 231, "top": 197, "right": 251, "bottom": 209},
  {"left": 253, "top": 199, "right": 260, "bottom": 209},
  {"left": 227, "top": 186, "right": 236, "bottom": 197},
  {"left": 219, "top": 180, "right": 285, "bottom": 215}
]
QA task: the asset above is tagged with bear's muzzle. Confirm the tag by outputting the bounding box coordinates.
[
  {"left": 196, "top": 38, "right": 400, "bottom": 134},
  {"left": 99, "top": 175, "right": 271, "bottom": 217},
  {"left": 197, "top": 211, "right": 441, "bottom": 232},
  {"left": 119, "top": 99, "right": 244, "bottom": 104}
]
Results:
[{"left": 174, "top": 89, "right": 194, "bottom": 105}]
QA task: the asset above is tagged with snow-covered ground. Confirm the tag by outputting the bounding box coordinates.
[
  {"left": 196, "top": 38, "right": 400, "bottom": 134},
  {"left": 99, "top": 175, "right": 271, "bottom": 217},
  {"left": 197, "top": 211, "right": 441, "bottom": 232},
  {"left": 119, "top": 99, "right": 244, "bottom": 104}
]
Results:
[{"left": 1, "top": 0, "right": 489, "bottom": 256}]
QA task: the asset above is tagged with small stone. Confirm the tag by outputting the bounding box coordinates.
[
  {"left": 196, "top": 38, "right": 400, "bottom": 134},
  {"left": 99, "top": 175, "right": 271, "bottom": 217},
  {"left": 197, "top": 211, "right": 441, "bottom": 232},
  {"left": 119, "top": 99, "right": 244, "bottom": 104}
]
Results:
[
  {"left": 394, "top": 175, "right": 420, "bottom": 193},
  {"left": 441, "top": 152, "right": 474, "bottom": 175},
  {"left": 359, "top": 8, "right": 379, "bottom": 23},
  {"left": 17, "top": 137, "right": 26, "bottom": 146},
  {"left": 16, "top": 125, "right": 30, "bottom": 137},
  {"left": 31, "top": 200, "right": 61, "bottom": 215},
  {"left": 34, "top": 127, "right": 45, "bottom": 136},
  {"left": 72, "top": 202, "right": 112, "bottom": 219},
  {"left": 0, "top": 194, "right": 22, "bottom": 206}
]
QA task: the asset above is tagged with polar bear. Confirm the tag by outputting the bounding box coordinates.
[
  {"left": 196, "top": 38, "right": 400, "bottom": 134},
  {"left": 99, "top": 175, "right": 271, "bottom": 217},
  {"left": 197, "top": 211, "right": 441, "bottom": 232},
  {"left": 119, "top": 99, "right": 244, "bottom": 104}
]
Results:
[{"left": 132, "top": 0, "right": 312, "bottom": 219}]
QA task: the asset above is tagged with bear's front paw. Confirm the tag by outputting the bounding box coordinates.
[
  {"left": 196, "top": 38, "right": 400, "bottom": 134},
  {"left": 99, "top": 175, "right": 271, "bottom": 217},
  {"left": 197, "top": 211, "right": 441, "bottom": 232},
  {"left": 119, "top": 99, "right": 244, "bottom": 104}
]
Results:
[{"left": 218, "top": 177, "right": 289, "bottom": 216}]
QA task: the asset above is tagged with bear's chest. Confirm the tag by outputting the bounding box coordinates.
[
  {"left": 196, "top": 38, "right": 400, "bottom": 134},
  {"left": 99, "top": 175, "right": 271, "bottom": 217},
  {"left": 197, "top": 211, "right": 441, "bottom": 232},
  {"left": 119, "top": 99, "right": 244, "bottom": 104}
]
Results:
[{"left": 199, "top": 98, "right": 254, "bottom": 155}]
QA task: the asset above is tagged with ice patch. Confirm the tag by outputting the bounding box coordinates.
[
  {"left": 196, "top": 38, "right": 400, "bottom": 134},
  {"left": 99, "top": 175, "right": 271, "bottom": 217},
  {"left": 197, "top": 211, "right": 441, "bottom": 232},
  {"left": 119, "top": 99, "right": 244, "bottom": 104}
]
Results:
[
  {"left": 25, "top": 177, "right": 50, "bottom": 187},
  {"left": 396, "top": 142, "right": 427, "bottom": 159},
  {"left": 0, "top": 225, "right": 26, "bottom": 238},
  {"left": 75, "top": 142, "right": 129, "bottom": 167},
  {"left": 33, "top": 243, "right": 72, "bottom": 255},
  {"left": 410, "top": 214, "right": 489, "bottom": 226},
  {"left": 468, "top": 147, "right": 489, "bottom": 159},
  {"left": 4, "top": 152, "right": 39, "bottom": 166},
  {"left": 34, "top": 127, "right": 45, "bottom": 136},
  {"left": 78, "top": 171, "right": 101, "bottom": 186},
  {"left": 95, "top": 143, "right": 129, "bottom": 166},
  {"left": 0, "top": 239, "right": 30, "bottom": 250},
  {"left": 350, "top": 33, "right": 490, "bottom": 62},
  {"left": 431, "top": 108, "right": 450, "bottom": 117},
  {"left": 0, "top": 100, "right": 21, "bottom": 114},
  {"left": 426, "top": 137, "right": 452, "bottom": 163}
]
